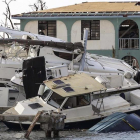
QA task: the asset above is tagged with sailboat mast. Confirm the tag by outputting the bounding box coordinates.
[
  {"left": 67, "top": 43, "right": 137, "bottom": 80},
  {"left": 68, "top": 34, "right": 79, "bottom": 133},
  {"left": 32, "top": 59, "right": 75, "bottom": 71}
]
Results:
[{"left": 79, "top": 28, "right": 89, "bottom": 71}]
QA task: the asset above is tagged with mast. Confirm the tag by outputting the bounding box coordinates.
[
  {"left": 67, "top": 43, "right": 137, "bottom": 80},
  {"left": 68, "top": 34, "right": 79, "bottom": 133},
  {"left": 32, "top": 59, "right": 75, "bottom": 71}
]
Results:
[{"left": 79, "top": 28, "right": 89, "bottom": 71}]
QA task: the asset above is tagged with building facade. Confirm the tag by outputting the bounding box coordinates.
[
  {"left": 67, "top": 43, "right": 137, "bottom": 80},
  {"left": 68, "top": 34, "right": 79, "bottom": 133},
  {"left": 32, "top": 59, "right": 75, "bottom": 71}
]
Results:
[{"left": 12, "top": 2, "right": 140, "bottom": 68}]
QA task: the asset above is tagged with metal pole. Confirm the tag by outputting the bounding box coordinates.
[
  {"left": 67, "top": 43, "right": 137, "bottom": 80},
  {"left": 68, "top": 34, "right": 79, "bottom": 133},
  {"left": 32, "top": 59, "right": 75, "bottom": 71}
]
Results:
[{"left": 79, "top": 28, "right": 89, "bottom": 71}]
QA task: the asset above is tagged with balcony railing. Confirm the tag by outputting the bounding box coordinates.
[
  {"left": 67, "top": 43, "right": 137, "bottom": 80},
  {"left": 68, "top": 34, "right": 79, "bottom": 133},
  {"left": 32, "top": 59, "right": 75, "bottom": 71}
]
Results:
[{"left": 119, "top": 38, "right": 139, "bottom": 49}]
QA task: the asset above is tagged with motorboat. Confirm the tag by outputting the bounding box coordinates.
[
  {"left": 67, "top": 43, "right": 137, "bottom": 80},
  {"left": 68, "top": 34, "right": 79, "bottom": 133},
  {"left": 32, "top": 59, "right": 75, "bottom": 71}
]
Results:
[{"left": 3, "top": 72, "right": 140, "bottom": 130}]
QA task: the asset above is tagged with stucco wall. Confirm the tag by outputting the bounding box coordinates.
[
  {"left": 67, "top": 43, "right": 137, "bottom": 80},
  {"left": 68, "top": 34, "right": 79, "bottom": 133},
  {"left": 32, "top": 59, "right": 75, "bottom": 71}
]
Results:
[
  {"left": 57, "top": 20, "right": 67, "bottom": 41},
  {"left": 24, "top": 21, "right": 38, "bottom": 34},
  {"left": 71, "top": 20, "right": 115, "bottom": 50}
]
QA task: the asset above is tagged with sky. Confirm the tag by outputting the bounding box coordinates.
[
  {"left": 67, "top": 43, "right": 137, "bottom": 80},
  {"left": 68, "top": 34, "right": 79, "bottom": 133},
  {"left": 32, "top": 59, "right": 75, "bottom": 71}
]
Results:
[{"left": 0, "top": 0, "right": 137, "bottom": 27}]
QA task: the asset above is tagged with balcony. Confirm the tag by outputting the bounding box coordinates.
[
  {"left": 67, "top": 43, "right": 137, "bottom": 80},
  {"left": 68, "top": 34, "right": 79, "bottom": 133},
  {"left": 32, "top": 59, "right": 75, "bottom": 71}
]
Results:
[{"left": 119, "top": 38, "right": 139, "bottom": 49}]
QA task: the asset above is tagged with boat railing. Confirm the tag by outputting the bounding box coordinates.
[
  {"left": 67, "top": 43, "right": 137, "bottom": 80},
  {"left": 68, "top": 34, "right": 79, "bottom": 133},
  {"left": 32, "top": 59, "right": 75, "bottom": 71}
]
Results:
[{"left": 119, "top": 38, "right": 139, "bottom": 49}]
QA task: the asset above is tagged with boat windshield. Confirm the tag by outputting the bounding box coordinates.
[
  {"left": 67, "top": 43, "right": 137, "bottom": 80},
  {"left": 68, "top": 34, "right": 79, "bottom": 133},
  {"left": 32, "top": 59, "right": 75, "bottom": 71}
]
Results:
[
  {"left": 47, "top": 92, "right": 65, "bottom": 108},
  {"left": 41, "top": 86, "right": 51, "bottom": 100}
]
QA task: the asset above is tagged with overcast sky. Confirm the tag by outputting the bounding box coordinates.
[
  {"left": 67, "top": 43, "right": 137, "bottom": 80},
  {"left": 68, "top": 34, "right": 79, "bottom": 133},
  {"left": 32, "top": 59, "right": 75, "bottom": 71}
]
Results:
[{"left": 0, "top": 0, "right": 137, "bottom": 26}]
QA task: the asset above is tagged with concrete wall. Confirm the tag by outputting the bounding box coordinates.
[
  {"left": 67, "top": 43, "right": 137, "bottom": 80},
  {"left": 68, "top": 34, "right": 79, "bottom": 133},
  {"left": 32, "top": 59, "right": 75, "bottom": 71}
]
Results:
[
  {"left": 24, "top": 21, "right": 38, "bottom": 34},
  {"left": 71, "top": 20, "right": 115, "bottom": 50},
  {"left": 57, "top": 20, "right": 67, "bottom": 41}
]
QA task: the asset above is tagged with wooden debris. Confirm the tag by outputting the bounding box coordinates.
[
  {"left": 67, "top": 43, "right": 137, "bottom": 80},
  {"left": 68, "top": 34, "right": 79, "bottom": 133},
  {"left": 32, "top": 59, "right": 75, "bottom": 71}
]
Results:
[{"left": 24, "top": 111, "right": 43, "bottom": 139}]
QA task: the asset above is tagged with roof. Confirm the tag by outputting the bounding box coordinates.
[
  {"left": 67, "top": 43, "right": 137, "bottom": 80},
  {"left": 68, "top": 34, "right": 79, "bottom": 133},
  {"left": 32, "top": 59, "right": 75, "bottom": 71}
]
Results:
[
  {"left": 44, "top": 73, "right": 106, "bottom": 97},
  {"left": 12, "top": 2, "right": 140, "bottom": 18},
  {"left": 35, "top": 2, "right": 140, "bottom": 13}
]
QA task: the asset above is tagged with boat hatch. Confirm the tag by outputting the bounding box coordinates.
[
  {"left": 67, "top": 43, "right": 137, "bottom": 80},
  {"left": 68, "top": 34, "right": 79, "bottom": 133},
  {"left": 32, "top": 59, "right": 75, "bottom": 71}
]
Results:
[
  {"left": 53, "top": 80, "right": 64, "bottom": 85},
  {"left": 44, "top": 73, "right": 106, "bottom": 97},
  {"left": 28, "top": 103, "right": 43, "bottom": 109},
  {"left": 63, "top": 87, "right": 74, "bottom": 93}
]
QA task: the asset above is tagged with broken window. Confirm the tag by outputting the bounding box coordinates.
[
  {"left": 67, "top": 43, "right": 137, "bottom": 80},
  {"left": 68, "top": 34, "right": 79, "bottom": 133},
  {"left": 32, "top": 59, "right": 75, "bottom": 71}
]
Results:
[
  {"left": 38, "top": 21, "right": 56, "bottom": 37},
  {"left": 81, "top": 20, "right": 100, "bottom": 40}
]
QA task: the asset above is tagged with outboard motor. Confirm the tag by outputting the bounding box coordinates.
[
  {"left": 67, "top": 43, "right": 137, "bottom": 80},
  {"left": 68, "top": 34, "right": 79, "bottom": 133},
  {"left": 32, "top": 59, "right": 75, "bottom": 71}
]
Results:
[
  {"left": 134, "top": 71, "right": 140, "bottom": 84},
  {"left": 22, "top": 56, "right": 46, "bottom": 99}
]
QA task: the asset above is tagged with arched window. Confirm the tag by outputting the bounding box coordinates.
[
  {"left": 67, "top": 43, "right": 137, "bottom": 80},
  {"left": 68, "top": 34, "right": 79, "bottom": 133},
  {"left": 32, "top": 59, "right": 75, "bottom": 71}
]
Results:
[{"left": 119, "top": 20, "right": 139, "bottom": 49}]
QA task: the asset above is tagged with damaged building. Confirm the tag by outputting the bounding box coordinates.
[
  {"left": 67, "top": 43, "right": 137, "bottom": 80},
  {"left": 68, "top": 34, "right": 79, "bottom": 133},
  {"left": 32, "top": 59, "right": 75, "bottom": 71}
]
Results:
[{"left": 12, "top": 2, "right": 140, "bottom": 68}]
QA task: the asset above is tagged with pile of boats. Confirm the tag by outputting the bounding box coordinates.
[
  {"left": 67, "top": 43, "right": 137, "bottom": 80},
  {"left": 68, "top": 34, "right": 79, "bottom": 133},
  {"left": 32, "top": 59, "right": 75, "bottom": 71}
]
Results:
[{"left": 0, "top": 26, "right": 140, "bottom": 131}]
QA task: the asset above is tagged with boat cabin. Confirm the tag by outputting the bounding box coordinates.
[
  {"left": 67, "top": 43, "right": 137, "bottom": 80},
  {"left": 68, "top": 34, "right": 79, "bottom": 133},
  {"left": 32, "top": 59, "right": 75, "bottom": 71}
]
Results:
[
  {"left": 42, "top": 73, "right": 105, "bottom": 119},
  {"left": 41, "top": 72, "right": 140, "bottom": 120}
]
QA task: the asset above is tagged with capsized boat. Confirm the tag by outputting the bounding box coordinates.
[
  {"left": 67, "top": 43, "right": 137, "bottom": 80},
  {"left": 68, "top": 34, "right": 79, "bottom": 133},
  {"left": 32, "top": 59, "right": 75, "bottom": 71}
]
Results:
[
  {"left": 3, "top": 72, "right": 140, "bottom": 130},
  {"left": 0, "top": 26, "right": 139, "bottom": 82},
  {"left": 0, "top": 26, "right": 140, "bottom": 90},
  {"left": 88, "top": 112, "right": 140, "bottom": 133}
]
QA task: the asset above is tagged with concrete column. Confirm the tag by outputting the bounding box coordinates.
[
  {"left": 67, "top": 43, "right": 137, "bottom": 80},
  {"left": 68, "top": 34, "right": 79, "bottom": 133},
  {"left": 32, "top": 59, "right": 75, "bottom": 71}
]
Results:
[{"left": 59, "top": 19, "right": 78, "bottom": 42}]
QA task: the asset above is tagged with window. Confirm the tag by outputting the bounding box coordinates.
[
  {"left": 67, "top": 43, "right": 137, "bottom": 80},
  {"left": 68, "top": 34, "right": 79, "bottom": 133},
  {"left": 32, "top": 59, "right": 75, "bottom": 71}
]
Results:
[
  {"left": 38, "top": 21, "right": 56, "bottom": 37},
  {"left": 63, "top": 94, "right": 90, "bottom": 109},
  {"left": 41, "top": 87, "right": 51, "bottom": 101},
  {"left": 81, "top": 20, "right": 100, "bottom": 40},
  {"left": 48, "top": 92, "right": 65, "bottom": 108}
]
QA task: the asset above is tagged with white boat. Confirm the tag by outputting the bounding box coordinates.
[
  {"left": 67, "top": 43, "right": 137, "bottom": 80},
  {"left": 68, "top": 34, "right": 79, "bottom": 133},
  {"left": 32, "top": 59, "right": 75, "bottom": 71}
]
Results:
[
  {"left": 0, "top": 26, "right": 138, "bottom": 83},
  {"left": 3, "top": 72, "right": 140, "bottom": 130}
]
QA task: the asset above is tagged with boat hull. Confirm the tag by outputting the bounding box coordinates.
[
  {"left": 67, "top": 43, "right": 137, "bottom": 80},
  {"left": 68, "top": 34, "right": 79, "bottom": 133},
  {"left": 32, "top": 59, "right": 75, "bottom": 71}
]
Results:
[{"left": 3, "top": 109, "right": 140, "bottom": 130}]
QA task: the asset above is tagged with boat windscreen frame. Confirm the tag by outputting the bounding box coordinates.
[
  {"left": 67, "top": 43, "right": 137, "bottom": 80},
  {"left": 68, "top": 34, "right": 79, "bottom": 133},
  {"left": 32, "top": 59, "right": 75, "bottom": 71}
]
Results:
[
  {"left": 42, "top": 88, "right": 53, "bottom": 102},
  {"left": 47, "top": 92, "right": 66, "bottom": 109}
]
